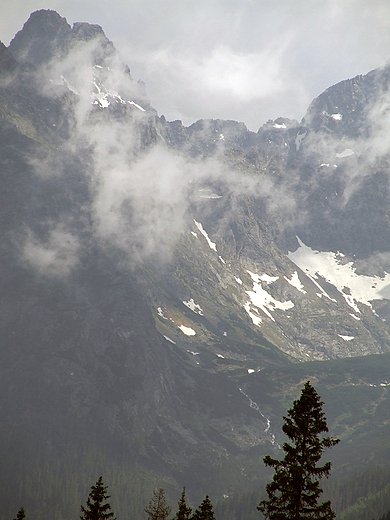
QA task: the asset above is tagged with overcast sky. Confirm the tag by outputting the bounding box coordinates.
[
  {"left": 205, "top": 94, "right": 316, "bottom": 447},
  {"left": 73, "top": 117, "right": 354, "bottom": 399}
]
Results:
[{"left": 2, "top": 0, "right": 390, "bottom": 130}]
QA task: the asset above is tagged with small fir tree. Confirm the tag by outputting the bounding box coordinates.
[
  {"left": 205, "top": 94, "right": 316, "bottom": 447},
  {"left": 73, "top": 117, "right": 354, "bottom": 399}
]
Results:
[
  {"left": 192, "top": 495, "right": 216, "bottom": 520},
  {"left": 13, "top": 508, "right": 26, "bottom": 520},
  {"left": 80, "top": 476, "right": 116, "bottom": 520},
  {"left": 258, "top": 381, "right": 339, "bottom": 520},
  {"left": 173, "top": 487, "right": 192, "bottom": 520},
  {"left": 145, "top": 488, "right": 171, "bottom": 520}
]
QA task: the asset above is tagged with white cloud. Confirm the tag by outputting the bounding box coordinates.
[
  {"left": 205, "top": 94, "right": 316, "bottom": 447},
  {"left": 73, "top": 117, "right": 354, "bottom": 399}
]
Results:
[
  {"left": 22, "top": 224, "right": 80, "bottom": 277},
  {"left": 3, "top": 1, "right": 390, "bottom": 130}
]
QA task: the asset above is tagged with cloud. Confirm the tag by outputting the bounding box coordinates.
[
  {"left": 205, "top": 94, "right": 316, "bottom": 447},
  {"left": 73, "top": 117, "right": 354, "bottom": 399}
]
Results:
[
  {"left": 21, "top": 29, "right": 305, "bottom": 271},
  {"left": 90, "top": 142, "right": 199, "bottom": 262},
  {"left": 118, "top": 35, "right": 310, "bottom": 130},
  {"left": 4, "top": 1, "right": 390, "bottom": 131},
  {"left": 11, "top": 2, "right": 390, "bottom": 277},
  {"left": 22, "top": 224, "right": 80, "bottom": 277}
]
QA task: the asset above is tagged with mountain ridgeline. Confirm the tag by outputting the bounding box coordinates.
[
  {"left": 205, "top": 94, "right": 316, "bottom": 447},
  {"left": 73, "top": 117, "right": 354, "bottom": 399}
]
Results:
[{"left": 3, "top": 9, "right": 390, "bottom": 520}]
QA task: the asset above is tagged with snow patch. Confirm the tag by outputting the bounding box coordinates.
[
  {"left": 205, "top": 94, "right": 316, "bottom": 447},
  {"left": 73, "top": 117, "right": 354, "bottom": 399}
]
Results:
[
  {"left": 157, "top": 307, "right": 168, "bottom": 319},
  {"left": 183, "top": 298, "right": 204, "bottom": 315},
  {"left": 273, "top": 123, "right": 287, "bottom": 129},
  {"left": 234, "top": 276, "right": 243, "bottom": 285},
  {"left": 284, "top": 272, "right": 307, "bottom": 294},
  {"left": 247, "top": 369, "right": 255, "bottom": 374},
  {"left": 288, "top": 238, "right": 390, "bottom": 313},
  {"left": 338, "top": 334, "right": 354, "bottom": 341},
  {"left": 193, "top": 220, "right": 217, "bottom": 251},
  {"left": 191, "top": 231, "right": 198, "bottom": 238},
  {"left": 244, "top": 270, "right": 294, "bottom": 324},
  {"left": 331, "top": 113, "right": 342, "bottom": 121},
  {"left": 259, "top": 273, "right": 279, "bottom": 284},
  {"left": 178, "top": 325, "right": 196, "bottom": 336},
  {"left": 244, "top": 302, "right": 262, "bottom": 326}
]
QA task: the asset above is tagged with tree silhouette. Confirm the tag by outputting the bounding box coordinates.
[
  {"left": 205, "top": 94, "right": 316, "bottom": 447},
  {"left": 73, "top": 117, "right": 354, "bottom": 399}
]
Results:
[
  {"left": 173, "top": 487, "right": 192, "bottom": 520},
  {"left": 80, "top": 476, "right": 116, "bottom": 520},
  {"left": 145, "top": 488, "right": 171, "bottom": 520},
  {"left": 192, "top": 495, "right": 216, "bottom": 520},
  {"left": 258, "top": 381, "right": 339, "bottom": 520},
  {"left": 13, "top": 508, "right": 26, "bottom": 520}
]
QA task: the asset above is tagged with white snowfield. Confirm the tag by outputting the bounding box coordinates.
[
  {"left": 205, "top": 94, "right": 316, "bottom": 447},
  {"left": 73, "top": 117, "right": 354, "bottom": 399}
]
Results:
[
  {"left": 178, "top": 325, "right": 196, "bottom": 336},
  {"left": 288, "top": 238, "right": 390, "bottom": 313},
  {"left": 244, "top": 270, "right": 294, "bottom": 325}
]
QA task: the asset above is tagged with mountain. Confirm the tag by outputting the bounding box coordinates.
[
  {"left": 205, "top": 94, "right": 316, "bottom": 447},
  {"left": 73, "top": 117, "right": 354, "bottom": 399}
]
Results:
[{"left": 3, "top": 9, "right": 390, "bottom": 520}]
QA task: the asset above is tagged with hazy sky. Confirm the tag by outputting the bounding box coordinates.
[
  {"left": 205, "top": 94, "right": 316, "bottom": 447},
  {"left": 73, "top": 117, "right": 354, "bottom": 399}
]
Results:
[{"left": 2, "top": 0, "right": 390, "bottom": 130}]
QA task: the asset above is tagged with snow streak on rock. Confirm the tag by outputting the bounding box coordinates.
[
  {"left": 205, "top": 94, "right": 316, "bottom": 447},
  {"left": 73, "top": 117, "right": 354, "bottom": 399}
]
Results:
[
  {"left": 239, "top": 388, "right": 278, "bottom": 446},
  {"left": 163, "top": 335, "right": 176, "bottom": 344},
  {"left": 193, "top": 220, "right": 217, "bottom": 251}
]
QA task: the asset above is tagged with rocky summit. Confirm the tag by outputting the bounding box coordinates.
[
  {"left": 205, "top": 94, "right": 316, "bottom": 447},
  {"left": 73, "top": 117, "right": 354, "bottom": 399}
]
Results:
[{"left": 3, "top": 9, "right": 390, "bottom": 520}]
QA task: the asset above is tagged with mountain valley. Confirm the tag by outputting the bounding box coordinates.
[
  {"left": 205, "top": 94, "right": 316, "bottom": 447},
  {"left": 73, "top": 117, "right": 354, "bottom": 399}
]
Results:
[{"left": 2, "top": 10, "right": 390, "bottom": 520}]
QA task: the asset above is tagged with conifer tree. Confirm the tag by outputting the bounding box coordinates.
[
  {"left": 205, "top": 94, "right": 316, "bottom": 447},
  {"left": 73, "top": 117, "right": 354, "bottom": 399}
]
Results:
[
  {"left": 13, "top": 507, "right": 26, "bottom": 520},
  {"left": 80, "top": 476, "right": 116, "bottom": 520},
  {"left": 145, "top": 488, "right": 171, "bottom": 520},
  {"left": 173, "top": 487, "right": 192, "bottom": 520},
  {"left": 258, "top": 381, "right": 339, "bottom": 520},
  {"left": 192, "top": 495, "right": 216, "bottom": 520}
]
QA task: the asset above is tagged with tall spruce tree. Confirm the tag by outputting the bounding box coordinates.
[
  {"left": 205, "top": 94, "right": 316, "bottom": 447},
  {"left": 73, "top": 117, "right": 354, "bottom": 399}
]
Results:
[
  {"left": 192, "top": 495, "right": 216, "bottom": 520},
  {"left": 80, "top": 476, "right": 116, "bottom": 520},
  {"left": 145, "top": 488, "right": 171, "bottom": 520},
  {"left": 258, "top": 381, "right": 339, "bottom": 520},
  {"left": 173, "top": 487, "right": 192, "bottom": 520}
]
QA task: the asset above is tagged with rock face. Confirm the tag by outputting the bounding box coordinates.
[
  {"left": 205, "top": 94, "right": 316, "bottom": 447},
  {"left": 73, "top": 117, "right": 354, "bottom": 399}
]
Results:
[{"left": 3, "top": 9, "right": 390, "bottom": 519}]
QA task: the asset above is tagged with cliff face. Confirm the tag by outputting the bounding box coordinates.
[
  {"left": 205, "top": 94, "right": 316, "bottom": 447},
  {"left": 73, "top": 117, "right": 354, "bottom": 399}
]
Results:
[{"left": 3, "top": 10, "right": 390, "bottom": 519}]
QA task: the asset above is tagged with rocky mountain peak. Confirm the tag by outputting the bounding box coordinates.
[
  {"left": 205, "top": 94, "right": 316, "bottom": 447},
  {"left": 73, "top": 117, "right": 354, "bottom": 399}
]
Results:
[
  {"left": 8, "top": 9, "right": 113, "bottom": 68},
  {"left": 71, "top": 21, "right": 106, "bottom": 41},
  {"left": 8, "top": 10, "right": 71, "bottom": 66}
]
